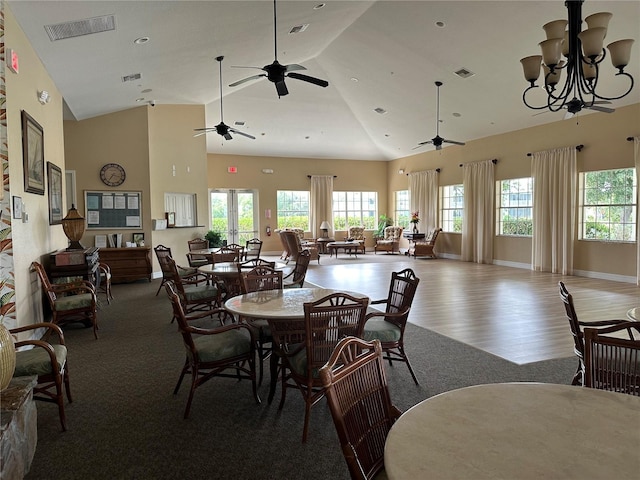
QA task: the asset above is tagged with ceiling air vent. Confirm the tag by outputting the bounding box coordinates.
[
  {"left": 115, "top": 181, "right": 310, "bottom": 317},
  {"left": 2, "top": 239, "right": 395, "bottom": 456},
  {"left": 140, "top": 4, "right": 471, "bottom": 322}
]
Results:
[
  {"left": 234, "top": 121, "right": 246, "bottom": 126},
  {"left": 374, "top": 107, "right": 387, "bottom": 115},
  {"left": 122, "top": 73, "right": 142, "bottom": 83},
  {"left": 45, "top": 15, "right": 116, "bottom": 41},
  {"left": 289, "top": 24, "right": 309, "bottom": 34},
  {"left": 454, "top": 68, "right": 475, "bottom": 79}
]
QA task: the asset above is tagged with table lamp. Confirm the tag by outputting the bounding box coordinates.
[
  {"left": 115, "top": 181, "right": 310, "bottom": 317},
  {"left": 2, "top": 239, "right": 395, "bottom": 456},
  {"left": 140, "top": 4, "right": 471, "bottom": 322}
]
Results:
[
  {"left": 61, "top": 204, "right": 86, "bottom": 250},
  {"left": 319, "top": 221, "right": 331, "bottom": 238}
]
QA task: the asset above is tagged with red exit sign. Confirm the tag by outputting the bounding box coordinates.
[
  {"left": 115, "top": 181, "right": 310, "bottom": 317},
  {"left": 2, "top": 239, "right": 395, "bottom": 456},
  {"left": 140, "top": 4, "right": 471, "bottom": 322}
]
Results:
[{"left": 228, "top": 166, "right": 237, "bottom": 174}]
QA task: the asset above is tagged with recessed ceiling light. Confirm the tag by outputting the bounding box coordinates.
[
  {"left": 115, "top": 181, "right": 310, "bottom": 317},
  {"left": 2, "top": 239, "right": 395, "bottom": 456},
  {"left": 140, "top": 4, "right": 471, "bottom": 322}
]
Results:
[
  {"left": 350, "top": 77, "right": 359, "bottom": 82},
  {"left": 385, "top": 134, "right": 391, "bottom": 137},
  {"left": 135, "top": 98, "right": 145, "bottom": 102},
  {"left": 234, "top": 121, "right": 245, "bottom": 126},
  {"left": 374, "top": 107, "right": 387, "bottom": 115},
  {"left": 289, "top": 24, "right": 309, "bottom": 34},
  {"left": 435, "top": 21, "right": 445, "bottom": 28},
  {"left": 141, "top": 88, "right": 152, "bottom": 94},
  {"left": 134, "top": 36, "right": 149, "bottom": 45},
  {"left": 313, "top": 3, "right": 325, "bottom": 10},
  {"left": 453, "top": 112, "right": 462, "bottom": 117}
]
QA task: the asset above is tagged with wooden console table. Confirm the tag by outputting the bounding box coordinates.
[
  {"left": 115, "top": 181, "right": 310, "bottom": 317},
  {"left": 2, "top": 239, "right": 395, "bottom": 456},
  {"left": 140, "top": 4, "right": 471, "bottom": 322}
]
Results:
[
  {"left": 98, "top": 247, "right": 152, "bottom": 283},
  {"left": 1, "top": 376, "right": 37, "bottom": 479}
]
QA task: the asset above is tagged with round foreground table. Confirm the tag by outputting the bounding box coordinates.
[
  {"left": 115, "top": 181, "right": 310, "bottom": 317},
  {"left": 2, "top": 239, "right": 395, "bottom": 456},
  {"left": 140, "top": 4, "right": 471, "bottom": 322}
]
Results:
[
  {"left": 384, "top": 382, "right": 640, "bottom": 480},
  {"left": 627, "top": 307, "right": 639, "bottom": 321}
]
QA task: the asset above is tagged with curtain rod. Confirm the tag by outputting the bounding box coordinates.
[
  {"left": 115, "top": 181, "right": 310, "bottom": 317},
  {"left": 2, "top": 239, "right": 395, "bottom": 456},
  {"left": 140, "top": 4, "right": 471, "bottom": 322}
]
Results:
[
  {"left": 459, "top": 159, "right": 498, "bottom": 167},
  {"left": 307, "top": 175, "right": 337, "bottom": 178},
  {"left": 405, "top": 168, "right": 440, "bottom": 176},
  {"left": 628, "top": 137, "right": 635, "bottom": 141},
  {"left": 527, "top": 145, "right": 583, "bottom": 156}
]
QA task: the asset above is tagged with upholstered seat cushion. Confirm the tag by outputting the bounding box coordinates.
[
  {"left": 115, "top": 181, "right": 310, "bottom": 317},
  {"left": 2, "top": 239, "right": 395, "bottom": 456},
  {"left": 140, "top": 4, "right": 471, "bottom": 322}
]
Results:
[
  {"left": 184, "top": 284, "right": 218, "bottom": 301},
  {"left": 194, "top": 328, "right": 251, "bottom": 362},
  {"left": 246, "top": 318, "right": 271, "bottom": 337},
  {"left": 363, "top": 318, "right": 401, "bottom": 342},
  {"left": 55, "top": 293, "right": 94, "bottom": 311},
  {"left": 14, "top": 344, "right": 67, "bottom": 376},
  {"left": 177, "top": 266, "right": 198, "bottom": 277},
  {"left": 376, "top": 240, "right": 394, "bottom": 245},
  {"left": 288, "top": 346, "right": 321, "bottom": 378}
]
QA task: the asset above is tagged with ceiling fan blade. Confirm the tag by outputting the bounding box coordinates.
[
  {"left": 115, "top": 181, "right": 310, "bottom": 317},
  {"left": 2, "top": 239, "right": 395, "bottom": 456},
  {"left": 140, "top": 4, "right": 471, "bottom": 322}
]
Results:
[
  {"left": 275, "top": 80, "right": 289, "bottom": 97},
  {"left": 587, "top": 105, "right": 615, "bottom": 113},
  {"left": 229, "top": 128, "right": 256, "bottom": 140},
  {"left": 229, "top": 74, "right": 266, "bottom": 87},
  {"left": 413, "top": 140, "right": 434, "bottom": 150},
  {"left": 287, "top": 72, "right": 329, "bottom": 88},
  {"left": 443, "top": 139, "right": 466, "bottom": 146},
  {"left": 193, "top": 130, "right": 212, "bottom": 138},
  {"left": 223, "top": 133, "right": 233, "bottom": 140},
  {"left": 284, "top": 64, "right": 307, "bottom": 72},
  {"left": 564, "top": 111, "right": 575, "bottom": 120},
  {"left": 230, "top": 65, "right": 265, "bottom": 70}
]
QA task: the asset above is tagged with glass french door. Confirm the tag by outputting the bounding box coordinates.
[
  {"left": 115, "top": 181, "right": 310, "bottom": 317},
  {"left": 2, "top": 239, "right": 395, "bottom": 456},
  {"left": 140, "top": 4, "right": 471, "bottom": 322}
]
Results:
[{"left": 210, "top": 189, "right": 259, "bottom": 245}]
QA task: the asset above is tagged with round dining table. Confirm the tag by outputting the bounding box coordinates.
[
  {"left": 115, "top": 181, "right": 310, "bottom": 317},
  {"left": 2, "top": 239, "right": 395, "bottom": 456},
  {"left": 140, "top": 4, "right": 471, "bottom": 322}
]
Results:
[
  {"left": 224, "top": 287, "right": 368, "bottom": 401},
  {"left": 384, "top": 382, "right": 640, "bottom": 480}
]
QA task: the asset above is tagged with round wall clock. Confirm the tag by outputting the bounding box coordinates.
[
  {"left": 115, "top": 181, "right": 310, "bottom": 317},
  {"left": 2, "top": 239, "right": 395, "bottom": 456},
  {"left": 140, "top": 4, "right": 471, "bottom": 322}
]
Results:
[{"left": 100, "top": 163, "right": 126, "bottom": 187}]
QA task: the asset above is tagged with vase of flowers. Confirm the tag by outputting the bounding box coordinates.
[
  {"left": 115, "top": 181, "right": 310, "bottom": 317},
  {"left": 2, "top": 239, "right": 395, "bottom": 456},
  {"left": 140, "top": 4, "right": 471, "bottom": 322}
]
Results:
[{"left": 411, "top": 211, "right": 419, "bottom": 234}]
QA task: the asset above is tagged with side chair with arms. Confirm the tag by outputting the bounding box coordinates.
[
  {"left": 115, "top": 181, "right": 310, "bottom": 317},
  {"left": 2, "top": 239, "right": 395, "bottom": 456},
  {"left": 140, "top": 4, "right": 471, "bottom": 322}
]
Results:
[
  {"left": 362, "top": 268, "right": 421, "bottom": 384},
  {"left": 281, "top": 230, "right": 320, "bottom": 265},
  {"left": 165, "top": 282, "right": 260, "bottom": 418},
  {"left": 186, "top": 238, "right": 210, "bottom": 268},
  {"left": 98, "top": 262, "right": 114, "bottom": 304},
  {"left": 374, "top": 226, "right": 403, "bottom": 254},
  {"left": 240, "top": 265, "right": 283, "bottom": 386},
  {"left": 244, "top": 238, "right": 263, "bottom": 260},
  {"left": 283, "top": 249, "right": 311, "bottom": 289},
  {"left": 270, "top": 292, "right": 369, "bottom": 442},
  {"left": 162, "top": 256, "right": 220, "bottom": 321},
  {"left": 154, "top": 244, "right": 198, "bottom": 296},
  {"left": 345, "top": 226, "right": 366, "bottom": 254},
  {"left": 10, "top": 322, "right": 72, "bottom": 431},
  {"left": 409, "top": 228, "right": 442, "bottom": 259},
  {"left": 31, "top": 261, "right": 99, "bottom": 339},
  {"left": 584, "top": 322, "right": 640, "bottom": 396},
  {"left": 558, "top": 281, "right": 630, "bottom": 386},
  {"left": 319, "top": 337, "right": 402, "bottom": 480},
  {"left": 224, "top": 243, "right": 245, "bottom": 262}
]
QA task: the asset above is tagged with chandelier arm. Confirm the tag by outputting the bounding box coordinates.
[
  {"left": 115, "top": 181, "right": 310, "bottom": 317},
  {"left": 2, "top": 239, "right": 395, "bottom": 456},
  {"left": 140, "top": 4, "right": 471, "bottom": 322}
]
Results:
[
  {"left": 590, "top": 72, "right": 635, "bottom": 101},
  {"left": 522, "top": 86, "right": 554, "bottom": 110},
  {"left": 544, "top": 68, "right": 575, "bottom": 110}
]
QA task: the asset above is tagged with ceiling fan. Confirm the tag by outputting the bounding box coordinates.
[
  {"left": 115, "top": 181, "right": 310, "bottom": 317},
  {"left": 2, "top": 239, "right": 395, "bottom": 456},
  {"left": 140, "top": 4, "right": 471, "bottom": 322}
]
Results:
[
  {"left": 415, "top": 81, "right": 465, "bottom": 151},
  {"left": 228, "top": 0, "right": 329, "bottom": 98},
  {"left": 193, "top": 56, "right": 255, "bottom": 140},
  {"left": 533, "top": 97, "right": 614, "bottom": 120}
]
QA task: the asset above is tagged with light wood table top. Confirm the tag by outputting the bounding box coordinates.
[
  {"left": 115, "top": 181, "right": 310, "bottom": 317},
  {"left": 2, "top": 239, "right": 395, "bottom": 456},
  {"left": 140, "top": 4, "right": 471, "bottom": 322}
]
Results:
[
  {"left": 198, "top": 261, "right": 287, "bottom": 278},
  {"left": 628, "top": 307, "right": 639, "bottom": 321},
  {"left": 384, "top": 382, "right": 640, "bottom": 480}
]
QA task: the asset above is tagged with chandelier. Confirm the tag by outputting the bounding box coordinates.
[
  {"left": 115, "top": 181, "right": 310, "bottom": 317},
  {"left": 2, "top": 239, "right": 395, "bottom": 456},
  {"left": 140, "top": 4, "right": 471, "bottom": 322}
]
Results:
[{"left": 520, "top": 0, "right": 634, "bottom": 115}]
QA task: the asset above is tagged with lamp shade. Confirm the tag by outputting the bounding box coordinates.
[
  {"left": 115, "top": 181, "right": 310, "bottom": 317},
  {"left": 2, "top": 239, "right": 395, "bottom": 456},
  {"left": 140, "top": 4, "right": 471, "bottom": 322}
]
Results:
[
  {"left": 542, "top": 19, "right": 567, "bottom": 40},
  {"left": 319, "top": 221, "right": 331, "bottom": 230},
  {"left": 520, "top": 55, "right": 542, "bottom": 83},
  {"left": 539, "top": 38, "right": 563, "bottom": 67},
  {"left": 607, "top": 39, "right": 634, "bottom": 69},
  {"left": 585, "top": 12, "right": 612, "bottom": 33},
  {"left": 61, "top": 204, "right": 86, "bottom": 250},
  {"left": 578, "top": 27, "right": 606, "bottom": 59}
]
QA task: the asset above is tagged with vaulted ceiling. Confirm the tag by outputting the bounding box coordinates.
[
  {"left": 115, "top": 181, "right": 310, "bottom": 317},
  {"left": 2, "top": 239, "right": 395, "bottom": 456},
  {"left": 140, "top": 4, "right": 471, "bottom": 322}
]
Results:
[{"left": 9, "top": 1, "right": 640, "bottom": 160}]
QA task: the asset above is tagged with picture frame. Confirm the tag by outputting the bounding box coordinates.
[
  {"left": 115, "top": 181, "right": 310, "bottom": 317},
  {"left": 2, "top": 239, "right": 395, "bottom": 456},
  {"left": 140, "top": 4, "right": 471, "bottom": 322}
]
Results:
[
  {"left": 12, "top": 196, "right": 23, "bottom": 220},
  {"left": 47, "top": 162, "right": 63, "bottom": 225},
  {"left": 21, "top": 110, "right": 45, "bottom": 195},
  {"left": 132, "top": 233, "right": 145, "bottom": 246},
  {"left": 165, "top": 212, "right": 176, "bottom": 228}
]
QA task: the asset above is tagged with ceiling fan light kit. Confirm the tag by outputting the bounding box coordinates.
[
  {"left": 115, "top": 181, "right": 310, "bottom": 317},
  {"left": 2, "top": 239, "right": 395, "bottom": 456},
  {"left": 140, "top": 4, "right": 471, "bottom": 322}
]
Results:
[
  {"left": 520, "top": 0, "right": 634, "bottom": 116},
  {"left": 415, "top": 81, "right": 466, "bottom": 151},
  {"left": 228, "top": 0, "right": 329, "bottom": 98},
  {"left": 193, "top": 55, "right": 255, "bottom": 141}
]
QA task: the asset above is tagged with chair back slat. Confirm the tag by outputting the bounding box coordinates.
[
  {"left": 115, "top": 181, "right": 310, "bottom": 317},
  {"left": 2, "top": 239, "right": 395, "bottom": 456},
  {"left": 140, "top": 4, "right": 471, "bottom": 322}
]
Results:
[
  {"left": 245, "top": 238, "right": 263, "bottom": 260},
  {"left": 241, "top": 265, "right": 283, "bottom": 294}
]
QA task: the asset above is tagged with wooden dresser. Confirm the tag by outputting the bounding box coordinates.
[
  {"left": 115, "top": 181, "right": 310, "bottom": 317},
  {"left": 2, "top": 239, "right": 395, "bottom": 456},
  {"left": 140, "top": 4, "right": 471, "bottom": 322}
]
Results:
[{"left": 98, "top": 247, "right": 152, "bottom": 283}]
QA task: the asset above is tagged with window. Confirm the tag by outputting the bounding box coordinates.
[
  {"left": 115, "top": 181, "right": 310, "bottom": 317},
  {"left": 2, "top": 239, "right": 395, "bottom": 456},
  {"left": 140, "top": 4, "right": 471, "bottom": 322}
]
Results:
[
  {"left": 580, "top": 168, "right": 637, "bottom": 242},
  {"left": 498, "top": 178, "right": 533, "bottom": 236},
  {"left": 332, "top": 191, "right": 377, "bottom": 230},
  {"left": 277, "top": 190, "right": 310, "bottom": 230},
  {"left": 441, "top": 184, "right": 464, "bottom": 233},
  {"left": 165, "top": 192, "right": 196, "bottom": 227},
  {"left": 395, "top": 190, "right": 409, "bottom": 228}
]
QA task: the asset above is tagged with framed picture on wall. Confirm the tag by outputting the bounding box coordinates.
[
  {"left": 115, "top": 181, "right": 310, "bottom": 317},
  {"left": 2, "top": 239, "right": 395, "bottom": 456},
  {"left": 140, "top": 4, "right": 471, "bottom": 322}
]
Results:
[
  {"left": 12, "top": 196, "right": 23, "bottom": 220},
  {"left": 21, "top": 110, "right": 45, "bottom": 195},
  {"left": 133, "top": 233, "right": 145, "bottom": 246},
  {"left": 47, "top": 162, "right": 63, "bottom": 225},
  {"left": 165, "top": 212, "right": 176, "bottom": 228}
]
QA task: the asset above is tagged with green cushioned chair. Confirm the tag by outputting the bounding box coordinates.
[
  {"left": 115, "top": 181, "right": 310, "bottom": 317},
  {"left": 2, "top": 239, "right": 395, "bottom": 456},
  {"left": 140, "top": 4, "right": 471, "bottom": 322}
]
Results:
[
  {"left": 362, "top": 268, "right": 421, "bottom": 384},
  {"left": 165, "top": 282, "right": 260, "bottom": 419},
  {"left": 10, "top": 322, "right": 72, "bottom": 431},
  {"left": 154, "top": 244, "right": 200, "bottom": 296},
  {"left": 161, "top": 257, "right": 218, "bottom": 323}
]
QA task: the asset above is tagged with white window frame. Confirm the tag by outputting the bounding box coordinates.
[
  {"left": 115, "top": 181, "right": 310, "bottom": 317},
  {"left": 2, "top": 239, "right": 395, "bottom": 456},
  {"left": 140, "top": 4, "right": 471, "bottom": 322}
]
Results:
[
  {"left": 497, "top": 177, "right": 533, "bottom": 237},
  {"left": 441, "top": 184, "right": 464, "bottom": 233},
  {"left": 332, "top": 191, "right": 378, "bottom": 230}
]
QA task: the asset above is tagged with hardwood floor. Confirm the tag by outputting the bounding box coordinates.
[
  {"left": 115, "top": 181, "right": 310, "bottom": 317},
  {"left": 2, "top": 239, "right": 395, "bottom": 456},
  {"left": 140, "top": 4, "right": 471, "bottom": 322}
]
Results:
[{"left": 301, "top": 255, "right": 639, "bottom": 365}]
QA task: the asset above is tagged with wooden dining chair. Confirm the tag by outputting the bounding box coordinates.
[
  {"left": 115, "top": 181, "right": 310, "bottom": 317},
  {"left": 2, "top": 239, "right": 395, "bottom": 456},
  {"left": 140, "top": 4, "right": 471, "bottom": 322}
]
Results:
[
  {"left": 239, "top": 265, "right": 283, "bottom": 386},
  {"left": 186, "top": 238, "right": 210, "bottom": 268},
  {"left": 154, "top": 244, "right": 199, "bottom": 296},
  {"left": 165, "top": 282, "right": 260, "bottom": 418},
  {"left": 584, "top": 322, "right": 640, "bottom": 396},
  {"left": 362, "top": 268, "right": 421, "bottom": 384},
  {"left": 282, "top": 249, "right": 310, "bottom": 289},
  {"left": 558, "top": 281, "right": 630, "bottom": 386},
  {"left": 162, "top": 257, "right": 220, "bottom": 321},
  {"left": 244, "top": 238, "right": 263, "bottom": 260},
  {"left": 270, "top": 292, "right": 369, "bottom": 442},
  {"left": 320, "top": 337, "right": 402, "bottom": 480}
]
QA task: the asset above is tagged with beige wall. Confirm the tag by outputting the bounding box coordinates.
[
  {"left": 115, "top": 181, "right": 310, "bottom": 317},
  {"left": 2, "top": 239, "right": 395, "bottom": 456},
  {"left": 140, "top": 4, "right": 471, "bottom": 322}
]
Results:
[
  {"left": 4, "top": 5, "right": 68, "bottom": 329},
  {"left": 207, "top": 153, "right": 389, "bottom": 253}
]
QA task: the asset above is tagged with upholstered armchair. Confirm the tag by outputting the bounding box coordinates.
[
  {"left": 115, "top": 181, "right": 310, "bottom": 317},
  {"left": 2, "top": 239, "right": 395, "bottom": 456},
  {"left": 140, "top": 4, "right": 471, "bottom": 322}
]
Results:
[
  {"left": 278, "top": 229, "right": 319, "bottom": 264},
  {"left": 345, "top": 226, "right": 366, "bottom": 254},
  {"left": 409, "top": 228, "right": 442, "bottom": 259},
  {"left": 374, "top": 226, "right": 403, "bottom": 254}
]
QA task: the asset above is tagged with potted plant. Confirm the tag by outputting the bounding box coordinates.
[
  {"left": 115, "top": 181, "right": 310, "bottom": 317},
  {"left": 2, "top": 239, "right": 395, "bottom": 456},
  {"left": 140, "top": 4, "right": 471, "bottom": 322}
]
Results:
[
  {"left": 204, "top": 230, "right": 223, "bottom": 248},
  {"left": 375, "top": 215, "right": 393, "bottom": 238}
]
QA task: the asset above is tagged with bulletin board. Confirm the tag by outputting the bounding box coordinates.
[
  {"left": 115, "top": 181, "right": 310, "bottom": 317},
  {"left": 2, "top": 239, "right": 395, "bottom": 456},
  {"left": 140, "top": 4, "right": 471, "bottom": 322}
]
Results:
[{"left": 84, "top": 191, "right": 142, "bottom": 229}]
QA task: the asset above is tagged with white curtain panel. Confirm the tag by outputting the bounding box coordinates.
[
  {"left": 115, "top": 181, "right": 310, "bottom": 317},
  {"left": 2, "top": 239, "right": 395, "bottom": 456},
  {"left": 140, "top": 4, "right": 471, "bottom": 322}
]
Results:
[
  {"left": 408, "top": 170, "right": 439, "bottom": 232},
  {"left": 310, "top": 175, "right": 334, "bottom": 238},
  {"left": 531, "top": 146, "right": 576, "bottom": 275},
  {"left": 634, "top": 137, "right": 640, "bottom": 285},
  {"left": 461, "top": 160, "right": 495, "bottom": 264}
]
